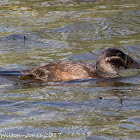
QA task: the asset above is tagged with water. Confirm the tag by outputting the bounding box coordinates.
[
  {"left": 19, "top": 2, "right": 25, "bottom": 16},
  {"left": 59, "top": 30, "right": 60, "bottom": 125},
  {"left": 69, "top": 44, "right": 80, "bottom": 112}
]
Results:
[{"left": 0, "top": 0, "right": 140, "bottom": 139}]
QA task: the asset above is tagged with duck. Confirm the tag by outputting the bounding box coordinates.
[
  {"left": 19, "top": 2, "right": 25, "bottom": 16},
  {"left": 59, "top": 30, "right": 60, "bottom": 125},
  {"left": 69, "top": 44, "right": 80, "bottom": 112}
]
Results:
[{"left": 21, "top": 48, "right": 140, "bottom": 82}]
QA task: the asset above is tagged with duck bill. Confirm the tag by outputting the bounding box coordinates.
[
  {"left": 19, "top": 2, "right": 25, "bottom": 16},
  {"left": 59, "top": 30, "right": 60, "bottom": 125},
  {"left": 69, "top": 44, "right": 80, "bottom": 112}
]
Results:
[
  {"left": 134, "top": 62, "right": 140, "bottom": 69},
  {"left": 128, "top": 62, "right": 140, "bottom": 69}
]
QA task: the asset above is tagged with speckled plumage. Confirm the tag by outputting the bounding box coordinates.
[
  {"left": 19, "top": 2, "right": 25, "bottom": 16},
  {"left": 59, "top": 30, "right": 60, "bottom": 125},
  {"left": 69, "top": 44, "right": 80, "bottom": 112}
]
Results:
[{"left": 22, "top": 48, "right": 140, "bottom": 82}]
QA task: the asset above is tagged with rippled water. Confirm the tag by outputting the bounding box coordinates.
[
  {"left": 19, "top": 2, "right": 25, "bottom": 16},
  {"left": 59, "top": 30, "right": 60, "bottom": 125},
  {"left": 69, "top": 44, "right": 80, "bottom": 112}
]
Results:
[{"left": 0, "top": 0, "right": 140, "bottom": 139}]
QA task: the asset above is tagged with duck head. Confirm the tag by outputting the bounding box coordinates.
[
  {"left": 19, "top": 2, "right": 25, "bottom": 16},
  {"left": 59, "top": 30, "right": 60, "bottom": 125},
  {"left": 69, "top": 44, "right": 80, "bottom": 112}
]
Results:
[{"left": 96, "top": 48, "right": 140, "bottom": 78}]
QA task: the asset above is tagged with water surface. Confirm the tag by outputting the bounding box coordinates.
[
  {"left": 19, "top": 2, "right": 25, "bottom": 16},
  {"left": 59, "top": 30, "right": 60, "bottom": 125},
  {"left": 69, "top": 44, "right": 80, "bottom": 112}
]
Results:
[{"left": 0, "top": 0, "right": 140, "bottom": 139}]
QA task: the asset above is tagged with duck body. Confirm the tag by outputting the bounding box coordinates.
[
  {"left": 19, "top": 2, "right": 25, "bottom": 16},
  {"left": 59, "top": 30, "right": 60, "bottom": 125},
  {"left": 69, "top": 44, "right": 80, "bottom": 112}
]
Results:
[
  {"left": 22, "top": 61, "right": 97, "bottom": 82},
  {"left": 22, "top": 48, "right": 140, "bottom": 82}
]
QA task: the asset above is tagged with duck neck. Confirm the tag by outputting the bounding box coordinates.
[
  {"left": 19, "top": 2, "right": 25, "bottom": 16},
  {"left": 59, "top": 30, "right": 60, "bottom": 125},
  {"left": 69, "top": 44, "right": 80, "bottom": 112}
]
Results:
[{"left": 95, "top": 61, "right": 120, "bottom": 78}]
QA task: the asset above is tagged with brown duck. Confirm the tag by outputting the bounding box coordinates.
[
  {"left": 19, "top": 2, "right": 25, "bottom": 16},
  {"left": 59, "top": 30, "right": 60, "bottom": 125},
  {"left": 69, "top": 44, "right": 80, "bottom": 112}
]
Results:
[{"left": 20, "top": 48, "right": 140, "bottom": 82}]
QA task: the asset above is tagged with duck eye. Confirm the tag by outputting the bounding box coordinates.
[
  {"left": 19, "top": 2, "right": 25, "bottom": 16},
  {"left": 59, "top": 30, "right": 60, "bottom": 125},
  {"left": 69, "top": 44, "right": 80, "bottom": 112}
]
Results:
[{"left": 116, "top": 53, "right": 122, "bottom": 57}]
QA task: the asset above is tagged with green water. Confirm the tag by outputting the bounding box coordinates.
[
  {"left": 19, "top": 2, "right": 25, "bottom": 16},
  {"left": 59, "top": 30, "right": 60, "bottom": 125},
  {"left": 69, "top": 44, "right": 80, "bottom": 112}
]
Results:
[{"left": 0, "top": 0, "right": 140, "bottom": 139}]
